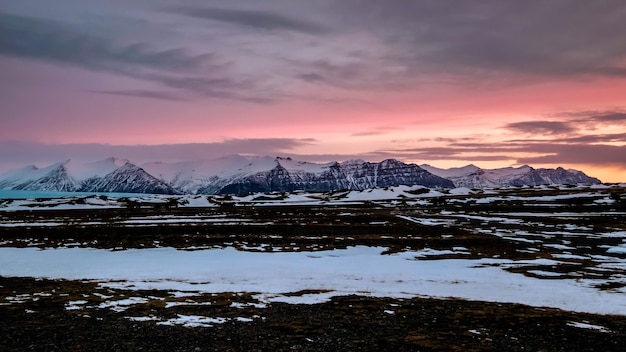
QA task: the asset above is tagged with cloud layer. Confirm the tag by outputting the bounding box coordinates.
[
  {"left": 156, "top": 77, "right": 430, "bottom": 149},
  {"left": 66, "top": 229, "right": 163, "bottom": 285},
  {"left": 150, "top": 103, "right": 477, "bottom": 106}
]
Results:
[
  {"left": 166, "top": 6, "right": 329, "bottom": 34},
  {"left": 0, "top": 1, "right": 625, "bottom": 181},
  {"left": 0, "top": 139, "right": 316, "bottom": 167}
]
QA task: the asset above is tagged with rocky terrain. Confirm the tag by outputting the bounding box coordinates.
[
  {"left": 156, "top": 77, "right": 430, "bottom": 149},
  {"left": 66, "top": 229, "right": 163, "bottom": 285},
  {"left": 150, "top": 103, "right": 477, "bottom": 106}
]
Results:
[{"left": 1, "top": 184, "right": 625, "bottom": 351}]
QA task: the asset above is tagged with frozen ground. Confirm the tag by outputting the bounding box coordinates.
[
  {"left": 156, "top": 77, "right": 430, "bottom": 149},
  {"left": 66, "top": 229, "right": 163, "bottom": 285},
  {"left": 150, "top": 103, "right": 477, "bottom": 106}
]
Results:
[
  {"left": 1, "top": 184, "right": 625, "bottom": 335},
  {"left": 1, "top": 245, "right": 625, "bottom": 316}
]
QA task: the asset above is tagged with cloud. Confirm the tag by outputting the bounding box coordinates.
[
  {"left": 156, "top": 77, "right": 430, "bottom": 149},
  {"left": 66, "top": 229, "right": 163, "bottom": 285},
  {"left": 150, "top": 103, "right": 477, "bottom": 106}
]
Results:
[
  {"left": 166, "top": 6, "right": 329, "bottom": 34},
  {"left": 426, "top": 139, "right": 626, "bottom": 166},
  {"left": 292, "top": 59, "right": 376, "bottom": 89},
  {"left": 0, "top": 12, "right": 209, "bottom": 72},
  {"left": 508, "top": 133, "right": 626, "bottom": 144},
  {"left": 516, "top": 144, "right": 626, "bottom": 165},
  {"left": 595, "top": 112, "right": 626, "bottom": 122},
  {"left": 0, "top": 139, "right": 317, "bottom": 170},
  {"left": 297, "top": 73, "right": 326, "bottom": 82},
  {"left": 555, "top": 110, "right": 626, "bottom": 124},
  {"left": 149, "top": 75, "right": 273, "bottom": 103},
  {"left": 0, "top": 11, "right": 272, "bottom": 103},
  {"left": 351, "top": 131, "right": 387, "bottom": 137},
  {"left": 374, "top": 145, "right": 515, "bottom": 162},
  {"left": 329, "top": 0, "right": 626, "bottom": 81},
  {"left": 505, "top": 121, "right": 575, "bottom": 135},
  {"left": 351, "top": 126, "right": 401, "bottom": 137},
  {"left": 90, "top": 89, "right": 186, "bottom": 101}
]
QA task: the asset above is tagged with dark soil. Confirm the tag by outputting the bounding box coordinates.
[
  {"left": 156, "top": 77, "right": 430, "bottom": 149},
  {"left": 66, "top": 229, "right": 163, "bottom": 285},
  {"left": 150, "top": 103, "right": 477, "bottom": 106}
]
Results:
[{"left": 2, "top": 277, "right": 626, "bottom": 352}]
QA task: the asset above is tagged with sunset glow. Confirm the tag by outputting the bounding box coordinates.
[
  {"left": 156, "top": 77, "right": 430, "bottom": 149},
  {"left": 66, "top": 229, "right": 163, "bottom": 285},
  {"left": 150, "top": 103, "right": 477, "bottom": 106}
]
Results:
[{"left": 1, "top": 1, "right": 625, "bottom": 182}]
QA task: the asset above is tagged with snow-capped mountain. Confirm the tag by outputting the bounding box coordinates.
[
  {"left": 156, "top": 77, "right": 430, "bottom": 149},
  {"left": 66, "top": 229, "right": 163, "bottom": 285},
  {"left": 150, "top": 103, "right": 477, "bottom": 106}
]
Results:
[
  {"left": 420, "top": 164, "right": 601, "bottom": 188},
  {"left": 80, "top": 162, "right": 179, "bottom": 194},
  {"left": 219, "top": 157, "right": 454, "bottom": 193},
  {"left": 0, "top": 161, "right": 80, "bottom": 192},
  {"left": 141, "top": 155, "right": 279, "bottom": 194},
  {"left": 142, "top": 156, "right": 454, "bottom": 194},
  {"left": 0, "top": 156, "right": 602, "bottom": 195},
  {"left": 0, "top": 158, "right": 178, "bottom": 194}
]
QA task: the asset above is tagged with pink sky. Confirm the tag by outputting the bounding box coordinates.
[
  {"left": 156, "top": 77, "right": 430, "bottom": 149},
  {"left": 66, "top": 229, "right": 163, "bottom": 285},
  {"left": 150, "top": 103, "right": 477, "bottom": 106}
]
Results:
[{"left": 1, "top": 1, "right": 625, "bottom": 182}]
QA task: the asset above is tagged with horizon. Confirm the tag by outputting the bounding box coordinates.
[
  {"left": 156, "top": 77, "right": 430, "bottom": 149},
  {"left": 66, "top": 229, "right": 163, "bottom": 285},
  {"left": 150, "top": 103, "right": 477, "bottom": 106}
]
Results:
[
  {"left": 1, "top": 1, "right": 625, "bottom": 182},
  {"left": 0, "top": 151, "right": 608, "bottom": 184}
]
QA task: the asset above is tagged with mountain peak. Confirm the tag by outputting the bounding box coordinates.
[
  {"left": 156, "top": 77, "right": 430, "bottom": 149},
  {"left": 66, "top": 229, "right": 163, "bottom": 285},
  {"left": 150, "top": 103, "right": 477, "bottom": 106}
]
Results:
[
  {"left": 424, "top": 163, "right": 600, "bottom": 188},
  {"left": 104, "top": 157, "right": 130, "bottom": 167},
  {"left": 342, "top": 159, "right": 366, "bottom": 165}
]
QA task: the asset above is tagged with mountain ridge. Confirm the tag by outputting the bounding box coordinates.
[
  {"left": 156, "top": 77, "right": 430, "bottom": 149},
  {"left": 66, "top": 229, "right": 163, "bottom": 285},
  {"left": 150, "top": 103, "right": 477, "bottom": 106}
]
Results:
[
  {"left": 0, "top": 156, "right": 601, "bottom": 195},
  {"left": 420, "top": 163, "right": 601, "bottom": 188}
]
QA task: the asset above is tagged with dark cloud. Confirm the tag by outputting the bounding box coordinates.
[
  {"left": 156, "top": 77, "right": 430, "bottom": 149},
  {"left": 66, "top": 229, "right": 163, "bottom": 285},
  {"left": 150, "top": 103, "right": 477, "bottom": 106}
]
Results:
[
  {"left": 388, "top": 147, "right": 460, "bottom": 157},
  {"left": 297, "top": 73, "right": 325, "bottom": 82},
  {"left": 595, "top": 112, "right": 626, "bottom": 122},
  {"left": 299, "top": 60, "right": 373, "bottom": 88},
  {"left": 422, "top": 139, "right": 626, "bottom": 166},
  {"left": 556, "top": 110, "right": 626, "bottom": 123},
  {"left": 505, "top": 121, "right": 575, "bottom": 135},
  {"left": 90, "top": 89, "right": 186, "bottom": 101},
  {"left": 0, "top": 12, "right": 209, "bottom": 72},
  {"left": 166, "top": 6, "right": 328, "bottom": 34},
  {"left": 444, "top": 144, "right": 528, "bottom": 153},
  {"left": 562, "top": 133, "right": 626, "bottom": 143},
  {"left": 88, "top": 70, "right": 270, "bottom": 103},
  {"left": 3, "top": 1, "right": 626, "bottom": 106},
  {"left": 508, "top": 133, "right": 626, "bottom": 144},
  {"left": 0, "top": 11, "right": 273, "bottom": 103},
  {"left": 278, "top": 55, "right": 384, "bottom": 91},
  {"left": 150, "top": 75, "right": 272, "bottom": 103},
  {"left": 516, "top": 144, "right": 626, "bottom": 165},
  {"left": 433, "top": 137, "right": 482, "bottom": 143},
  {"left": 376, "top": 145, "right": 515, "bottom": 162},
  {"left": 331, "top": 0, "right": 626, "bottom": 80},
  {"left": 399, "top": 153, "right": 512, "bottom": 162}
]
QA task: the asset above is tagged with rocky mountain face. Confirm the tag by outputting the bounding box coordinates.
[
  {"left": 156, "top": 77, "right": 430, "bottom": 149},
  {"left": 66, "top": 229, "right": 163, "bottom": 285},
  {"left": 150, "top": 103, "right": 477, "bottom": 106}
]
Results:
[
  {"left": 421, "top": 164, "right": 601, "bottom": 188},
  {"left": 217, "top": 158, "right": 455, "bottom": 194},
  {"left": 0, "top": 156, "right": 601, "bottom": 195}
]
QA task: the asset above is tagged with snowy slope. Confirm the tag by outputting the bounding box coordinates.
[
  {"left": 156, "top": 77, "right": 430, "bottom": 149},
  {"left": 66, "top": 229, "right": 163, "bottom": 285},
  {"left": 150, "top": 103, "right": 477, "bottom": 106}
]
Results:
[
  {"left": 419, "top": 164, "right": 482, "bottom": 179},
  {"left": 0, "top": 164, "right": 60, "bottom": 189},
  {"left": 422, "top": 164, "right": 600, "bottom": 188},
  {"left": 0, "top": 161, "right": 81, "bottom": 192},
  {"left": 80, "top": 163, "right": 179, "bottom": 194},
  {"left": 142, "top": 155, "right": 279, "bottom": 194},
  {"left": 0, "top": 159, "right": 178, "bottom": 194},
  {"left": 66, "top": 157, "right": 129, "bottom": 181}
]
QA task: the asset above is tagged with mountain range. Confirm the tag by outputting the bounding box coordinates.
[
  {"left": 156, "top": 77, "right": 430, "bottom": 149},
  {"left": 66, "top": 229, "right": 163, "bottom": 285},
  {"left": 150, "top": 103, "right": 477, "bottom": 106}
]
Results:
[
  {"left": 420, "top": 164, "right": 601, "bottom": 189},
  {"left": 0, "top": 155, "right": 601, "bottom": 195}
]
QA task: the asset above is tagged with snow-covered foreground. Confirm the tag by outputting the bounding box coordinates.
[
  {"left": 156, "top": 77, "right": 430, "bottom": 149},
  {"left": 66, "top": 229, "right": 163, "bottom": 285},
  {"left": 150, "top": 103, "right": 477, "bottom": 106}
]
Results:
[{"left": 1, "top": 245, "right": 625, "bottom": 316}]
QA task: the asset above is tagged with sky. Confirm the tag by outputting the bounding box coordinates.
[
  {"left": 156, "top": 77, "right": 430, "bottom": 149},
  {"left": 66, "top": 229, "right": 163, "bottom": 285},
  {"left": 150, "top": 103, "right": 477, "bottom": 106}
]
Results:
[{"left": 1, "top": 0, "right": 625, "bottom": 182}]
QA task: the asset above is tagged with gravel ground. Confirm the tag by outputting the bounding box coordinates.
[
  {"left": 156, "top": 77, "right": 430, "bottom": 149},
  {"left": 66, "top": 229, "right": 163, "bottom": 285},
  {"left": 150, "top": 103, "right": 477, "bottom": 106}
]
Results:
[
  {"left": 2, "top": 277, "right": 626, "bottom": 352},
  {"left": 2, "top": 188, "right": 625, "bottom": 351}
]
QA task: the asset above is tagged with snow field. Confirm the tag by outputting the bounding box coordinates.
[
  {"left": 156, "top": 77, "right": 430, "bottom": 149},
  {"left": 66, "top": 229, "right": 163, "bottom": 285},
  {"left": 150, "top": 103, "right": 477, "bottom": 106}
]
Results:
[{"left": 1, "top": 246, "right": 625, "bottom": 316}]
